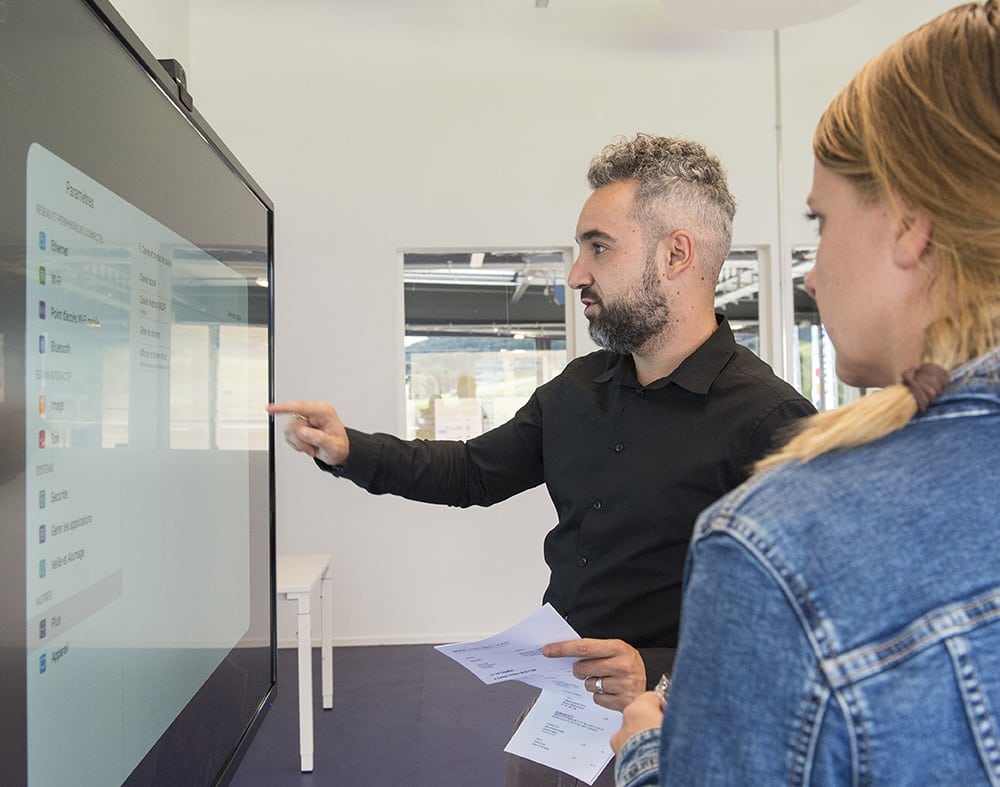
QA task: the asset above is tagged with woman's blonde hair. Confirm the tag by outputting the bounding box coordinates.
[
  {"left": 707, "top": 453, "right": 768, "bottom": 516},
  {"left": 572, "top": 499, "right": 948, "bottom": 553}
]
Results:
[{"left": 759, "top": 0, "right": 1000, "bottom": 471}]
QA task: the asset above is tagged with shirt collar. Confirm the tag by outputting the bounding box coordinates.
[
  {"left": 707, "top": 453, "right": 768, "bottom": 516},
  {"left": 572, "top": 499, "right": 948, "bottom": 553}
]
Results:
[{"left": 594, "top": 314, "right": 737, "bottom": 394}]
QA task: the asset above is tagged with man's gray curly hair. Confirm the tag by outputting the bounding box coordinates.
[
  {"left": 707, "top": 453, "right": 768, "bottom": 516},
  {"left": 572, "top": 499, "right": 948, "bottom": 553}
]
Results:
[{"left": 587, "top": 133, "right": 736, "bottom": 275}]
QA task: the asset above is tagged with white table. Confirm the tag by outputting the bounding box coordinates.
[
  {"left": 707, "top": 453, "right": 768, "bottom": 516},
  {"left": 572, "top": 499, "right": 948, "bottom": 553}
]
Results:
[{"left": 276, "top": 553, "right": 334, "bottom": 772}]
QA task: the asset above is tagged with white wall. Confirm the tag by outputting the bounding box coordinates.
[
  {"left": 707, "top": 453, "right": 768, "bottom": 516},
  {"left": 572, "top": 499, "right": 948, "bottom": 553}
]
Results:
[
  {"left": 116, "top": 0, "right": 955, "bottom": 647},
  {"left": 111, "top": 0, "right": 191, "bottom": 76},
  {"left": 777, "top": 0, "right": 957, "bottom": 363}
]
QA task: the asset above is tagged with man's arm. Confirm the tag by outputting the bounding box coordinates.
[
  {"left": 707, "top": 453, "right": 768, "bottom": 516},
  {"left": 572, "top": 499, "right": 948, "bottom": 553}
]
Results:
[{"left": 268, "top": 395, "right": 547, "bottom": 508}]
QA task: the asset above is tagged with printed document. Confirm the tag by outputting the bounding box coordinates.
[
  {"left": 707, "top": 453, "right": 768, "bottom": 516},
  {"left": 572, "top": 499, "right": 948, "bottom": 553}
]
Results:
[{"left": 435, "top": 604, "right": 619, "bottom": 784}]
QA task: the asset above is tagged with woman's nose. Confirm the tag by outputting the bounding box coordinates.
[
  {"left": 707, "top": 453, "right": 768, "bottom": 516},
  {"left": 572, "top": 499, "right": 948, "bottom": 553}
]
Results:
[{"left": 803, "top": 266, "right": 817, "bottom": 300}]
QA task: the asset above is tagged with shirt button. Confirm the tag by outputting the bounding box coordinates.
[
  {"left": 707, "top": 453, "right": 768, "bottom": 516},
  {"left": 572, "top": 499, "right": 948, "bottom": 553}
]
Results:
[
  {"left": 592, "top": 499, "right": 603, "bottom": 510},
  {"left": 579, "top": 557, "right": 588, "bottom": 567},
  {"left": 614, "top": 443, "right": 624, "bottom": 453}
]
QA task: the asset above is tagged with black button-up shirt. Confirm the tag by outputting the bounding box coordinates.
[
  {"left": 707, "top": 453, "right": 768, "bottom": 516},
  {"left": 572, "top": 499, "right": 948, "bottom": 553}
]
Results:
[{"left": 321, "top": 317, "right": 815, "bottom": 684}]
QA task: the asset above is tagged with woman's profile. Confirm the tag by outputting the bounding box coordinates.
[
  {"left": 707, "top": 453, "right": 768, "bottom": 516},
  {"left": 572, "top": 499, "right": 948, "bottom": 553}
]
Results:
[{"left": 612, "top": 2, "right": 1000, "bottom": 784}]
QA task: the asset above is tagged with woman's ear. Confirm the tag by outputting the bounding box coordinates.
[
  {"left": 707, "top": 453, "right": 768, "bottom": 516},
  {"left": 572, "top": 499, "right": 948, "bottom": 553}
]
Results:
[{"left": 893, "top": 202, "right": 932, "bottom": 270}]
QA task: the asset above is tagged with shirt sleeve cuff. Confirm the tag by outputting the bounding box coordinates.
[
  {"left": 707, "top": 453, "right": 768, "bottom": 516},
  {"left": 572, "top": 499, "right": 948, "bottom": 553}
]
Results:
[
  {"left": 614, "top": 727, "right": 661, "bottom": 787},
  {"left": 313, "top": 428, "right": 379, "bottom": 485},
  {"left": 314, "top": 456, "right": 344, "bottom": 475}
]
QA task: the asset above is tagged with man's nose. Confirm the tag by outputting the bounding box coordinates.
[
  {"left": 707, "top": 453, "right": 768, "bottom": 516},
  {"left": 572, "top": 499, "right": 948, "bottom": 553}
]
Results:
[{"left": 567, "top": 255, "right": 591, "bottom": 290}]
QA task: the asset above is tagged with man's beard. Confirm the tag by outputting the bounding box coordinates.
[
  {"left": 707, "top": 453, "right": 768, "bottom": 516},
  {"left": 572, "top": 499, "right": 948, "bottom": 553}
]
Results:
[{"left": 585, "top": 254, "right": 670, "bottom": 355}]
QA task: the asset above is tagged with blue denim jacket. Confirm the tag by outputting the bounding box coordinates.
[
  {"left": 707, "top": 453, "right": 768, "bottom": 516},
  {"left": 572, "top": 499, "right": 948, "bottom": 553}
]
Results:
[{"left": 616, "top": 349, "right": 1000, "bottom": 786}]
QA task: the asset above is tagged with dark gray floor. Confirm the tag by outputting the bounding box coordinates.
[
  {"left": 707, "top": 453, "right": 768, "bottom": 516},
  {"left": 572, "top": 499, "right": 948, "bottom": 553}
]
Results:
[{"left": 230, "top": 644, "right": 537, "bottom": 787}]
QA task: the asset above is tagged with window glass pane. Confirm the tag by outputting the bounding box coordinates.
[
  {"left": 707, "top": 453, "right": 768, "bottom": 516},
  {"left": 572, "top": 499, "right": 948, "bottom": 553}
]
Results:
[
  {"left": 403, "top": 250, "right": 568, "bottom": 440},
  {"left": 714, "top": 249, "right": 761, "bottom": 355}
]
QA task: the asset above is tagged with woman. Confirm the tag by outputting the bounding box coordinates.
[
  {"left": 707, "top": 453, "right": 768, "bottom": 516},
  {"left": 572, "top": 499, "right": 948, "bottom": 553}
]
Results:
[{"left": 612, "top": 2, "right": 1000, "bottom": 784}]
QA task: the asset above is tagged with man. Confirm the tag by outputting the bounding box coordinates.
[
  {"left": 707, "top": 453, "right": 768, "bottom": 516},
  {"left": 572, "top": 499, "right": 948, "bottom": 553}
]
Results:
[{"left": 269, "top": 133, "right": 816, "bottom": 786}]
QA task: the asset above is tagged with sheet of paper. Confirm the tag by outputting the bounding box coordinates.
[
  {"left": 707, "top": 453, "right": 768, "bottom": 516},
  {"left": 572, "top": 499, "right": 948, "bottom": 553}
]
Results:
[
  {"left": 435, "top": 603, "right": 620, "bottom": 784},
  {"left": 503, "top": 690, "right": 617, "bottom": 785},
  {"left": 434, "top": 603, "right": 582, "bottom": 691}
]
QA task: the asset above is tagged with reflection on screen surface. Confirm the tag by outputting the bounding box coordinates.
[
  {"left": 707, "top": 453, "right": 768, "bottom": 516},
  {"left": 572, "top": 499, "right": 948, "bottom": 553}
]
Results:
[{"left": 26, "top": 144, "right": 254, "bottom": 784}]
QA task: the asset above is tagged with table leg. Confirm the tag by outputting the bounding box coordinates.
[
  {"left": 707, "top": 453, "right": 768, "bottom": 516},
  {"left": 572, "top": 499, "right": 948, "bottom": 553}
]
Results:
[
  {"left": 321, "top": 572, "right": 334, "bottom": 709},
  {"left": 296, "top": 593, "right": 314, "bottom": 772}
]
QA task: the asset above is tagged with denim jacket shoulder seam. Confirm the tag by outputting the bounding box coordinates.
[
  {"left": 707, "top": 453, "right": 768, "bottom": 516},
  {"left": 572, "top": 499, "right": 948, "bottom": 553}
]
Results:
[
  {"left": 822, "top": 585, "right": 1000, "bottom": 689},
  {"left": 695, "top": 509, "right": 839, "bottom": 661}
]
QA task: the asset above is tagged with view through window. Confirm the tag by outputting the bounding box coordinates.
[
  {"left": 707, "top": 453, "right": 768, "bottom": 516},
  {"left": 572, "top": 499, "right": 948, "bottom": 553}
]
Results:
[
  {"left": 713, "top": 248, "right": 764, "bottom": 356},
  {"left": 401, "top": 245, "right": 857, "bottom": 441},
  {"left": 401, "top": 246, "right": 819, "bottom": 440},
  {"left": 403, "top": 250, "right": 569, "bottom": 439}
]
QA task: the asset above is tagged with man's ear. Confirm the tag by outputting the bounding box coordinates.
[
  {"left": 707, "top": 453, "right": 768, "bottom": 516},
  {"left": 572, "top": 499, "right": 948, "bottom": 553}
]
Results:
[
  {"left": 662, "top": 230, "right": 695, "bottom": 280},
  {"left": 893, "top": 202, "right": 932, "bottom": 270}
]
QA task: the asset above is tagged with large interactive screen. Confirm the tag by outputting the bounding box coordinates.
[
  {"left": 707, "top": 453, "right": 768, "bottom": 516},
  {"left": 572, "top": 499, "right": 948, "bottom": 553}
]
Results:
[{"left": 0, "top": 1, "right": 276, "bottom": 785}]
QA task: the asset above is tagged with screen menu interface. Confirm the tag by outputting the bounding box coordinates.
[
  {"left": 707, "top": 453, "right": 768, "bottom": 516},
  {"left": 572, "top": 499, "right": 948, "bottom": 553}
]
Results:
[{"left": 25, "top": 143, "right": 252, "bottom": 786}]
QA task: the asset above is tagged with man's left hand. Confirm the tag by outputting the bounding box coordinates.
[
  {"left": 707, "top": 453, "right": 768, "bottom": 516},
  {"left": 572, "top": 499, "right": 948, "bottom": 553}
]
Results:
[{"left": 542, "top": 638, "right": 646, "bottom": 712}]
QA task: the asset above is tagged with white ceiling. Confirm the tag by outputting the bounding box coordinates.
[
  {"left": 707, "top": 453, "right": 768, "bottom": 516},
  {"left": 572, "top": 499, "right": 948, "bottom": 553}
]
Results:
[{"left": 658, "top": 0, "right": 863, "bottom": 30}]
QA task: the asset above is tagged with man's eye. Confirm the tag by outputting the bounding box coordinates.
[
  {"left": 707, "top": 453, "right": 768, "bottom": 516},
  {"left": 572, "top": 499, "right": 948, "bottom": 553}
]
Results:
[{"left": 593, "top": 243, "right": 607, "bottom": 255}]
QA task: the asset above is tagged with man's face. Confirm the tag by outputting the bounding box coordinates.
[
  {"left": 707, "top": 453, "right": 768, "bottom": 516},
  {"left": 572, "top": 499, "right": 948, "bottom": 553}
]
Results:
[{"left": 569, "top": 180, "right": 670, "bottom": 355}]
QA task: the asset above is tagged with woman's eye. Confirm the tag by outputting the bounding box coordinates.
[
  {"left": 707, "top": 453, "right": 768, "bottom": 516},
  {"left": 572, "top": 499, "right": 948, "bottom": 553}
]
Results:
[{"left": 805, "top": 211, "right": 824, "bottom": 236}]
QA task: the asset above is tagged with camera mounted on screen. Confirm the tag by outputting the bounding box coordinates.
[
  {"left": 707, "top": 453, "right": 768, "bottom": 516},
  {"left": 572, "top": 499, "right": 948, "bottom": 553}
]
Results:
[{"left": 157, "top": 58, "right": 194, "bottom": 111}]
